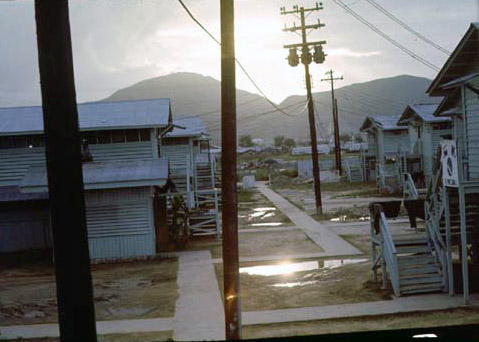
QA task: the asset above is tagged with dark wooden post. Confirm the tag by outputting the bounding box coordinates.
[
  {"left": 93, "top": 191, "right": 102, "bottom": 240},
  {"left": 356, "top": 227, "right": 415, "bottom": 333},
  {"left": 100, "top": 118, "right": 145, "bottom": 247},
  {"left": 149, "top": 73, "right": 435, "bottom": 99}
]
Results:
[
  {"left": 35, "top": 1, "right": 97, "bottom": 341},
  {"left": 220, "top": 0, "right": 242, "bottom": 339}
]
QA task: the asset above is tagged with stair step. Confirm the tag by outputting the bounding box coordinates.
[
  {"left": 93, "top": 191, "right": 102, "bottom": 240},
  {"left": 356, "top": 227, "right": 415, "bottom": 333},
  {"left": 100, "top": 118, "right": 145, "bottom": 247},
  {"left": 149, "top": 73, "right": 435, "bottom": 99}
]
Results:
[
  {"left": 394, "top": 238, "right": 427, "bottom": 246},
  {"left": 400, "top": 274, "right": 442, "bottom": 285},
  {"left": 399, "top": 265, "right": 440, "bottom": 276},
  {"left": 400, "top": 283, "right": 444, "bottom": 294},
  {"left": 395, "top": 245, "right": 429, "bottom": 254},
  {"left": 398, "top": 255, "right": 435, "bottom": 267}
]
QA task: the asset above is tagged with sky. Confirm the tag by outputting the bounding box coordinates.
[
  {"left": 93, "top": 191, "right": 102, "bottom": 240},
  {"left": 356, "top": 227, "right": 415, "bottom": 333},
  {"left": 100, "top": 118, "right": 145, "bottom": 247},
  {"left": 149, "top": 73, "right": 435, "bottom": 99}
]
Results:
[{"left": 0, "top": 0, "right": 477, "bottom": 107}]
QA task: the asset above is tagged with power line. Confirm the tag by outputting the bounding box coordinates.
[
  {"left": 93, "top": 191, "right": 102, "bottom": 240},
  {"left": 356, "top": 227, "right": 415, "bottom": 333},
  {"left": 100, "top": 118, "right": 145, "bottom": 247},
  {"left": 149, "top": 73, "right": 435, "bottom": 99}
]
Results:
[
  {"left": 331, "top": 0, "right": 440, "bottom": 71},
  {"left": 364, "top": 0, "right": 451, "bottom": 55},
  {"left": 177, "top": 0, "right": 298, "bottom": 117}
]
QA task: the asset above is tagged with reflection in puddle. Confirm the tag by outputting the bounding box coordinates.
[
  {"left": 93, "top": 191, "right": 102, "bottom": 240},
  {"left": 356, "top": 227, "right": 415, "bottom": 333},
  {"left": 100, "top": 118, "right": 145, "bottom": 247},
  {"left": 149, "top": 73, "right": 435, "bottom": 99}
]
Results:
[
  {"left": 240, "top": 261, "right": 319, "bottom": 276},
  {"left": 272, "top": 280, "right": 320, "bottom": 288},
  {"left": 323, "top": 258, "right": 368, "bottom": 269},
  {"left": 251, "top": 222, "right": 283, "bottom": 227},
  {"left": 249, "top": 207, "right": 277, "bottom": 220},
  {"left": 330, "top": 216, "right": 370, "bottom": 222},
  {"left": 241, "top": 259, "right": 368, "bottom": 279},
  {"left": 330, "top": 215, "right": 347, "bottom": 222}
]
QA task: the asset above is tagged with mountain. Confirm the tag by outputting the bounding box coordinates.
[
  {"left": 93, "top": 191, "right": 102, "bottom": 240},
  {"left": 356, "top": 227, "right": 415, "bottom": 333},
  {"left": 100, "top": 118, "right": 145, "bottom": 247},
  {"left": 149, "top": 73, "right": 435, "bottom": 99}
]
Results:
[{"left": 103, "top": 72, "right": 438, "bottom": 143}]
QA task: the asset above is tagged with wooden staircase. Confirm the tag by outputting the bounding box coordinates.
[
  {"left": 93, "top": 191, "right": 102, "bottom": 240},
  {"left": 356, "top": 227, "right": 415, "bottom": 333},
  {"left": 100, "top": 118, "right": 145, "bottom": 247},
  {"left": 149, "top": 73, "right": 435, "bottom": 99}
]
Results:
[
  {"left": 395, "top": 236, "right": 444, "bottom": 295},
  {"left": 371, "top": 205, "right": 445, "bottom": 296}
]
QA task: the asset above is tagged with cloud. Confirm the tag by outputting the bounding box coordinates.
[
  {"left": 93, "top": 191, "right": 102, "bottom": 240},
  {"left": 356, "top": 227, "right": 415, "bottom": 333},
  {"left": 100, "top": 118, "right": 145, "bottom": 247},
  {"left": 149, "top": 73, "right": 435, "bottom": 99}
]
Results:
[{"left": 326, "top": 48, "right": 381, "bottom": 58}]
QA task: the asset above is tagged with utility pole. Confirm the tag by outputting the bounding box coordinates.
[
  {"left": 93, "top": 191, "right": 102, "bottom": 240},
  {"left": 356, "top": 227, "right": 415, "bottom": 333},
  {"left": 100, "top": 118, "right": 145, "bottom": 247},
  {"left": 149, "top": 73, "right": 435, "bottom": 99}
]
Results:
[
  {"left": 35, "top": 1, "right": 97, "bottom": 341},
  {"left": 220, "top": 0, "right": 242, "bottom": 339},
  {"left": 281, "top": 2, "right": 326, "bottom": 214},
  {"left": 321, "top": 69, "right": 343, "bottom": 175}
]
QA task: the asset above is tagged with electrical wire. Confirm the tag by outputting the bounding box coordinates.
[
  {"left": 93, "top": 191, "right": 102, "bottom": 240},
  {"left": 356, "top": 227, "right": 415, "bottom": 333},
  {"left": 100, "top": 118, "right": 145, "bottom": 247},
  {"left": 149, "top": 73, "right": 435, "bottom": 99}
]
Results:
[
  {"left": 331, "top": 0, "right": 440, "bottom": 71},
  {"left": 177, "top": 0, "right": 298, "bottom": 117},
  {"left": 364, "top": 0, "right": 451, "bottom": 55}
]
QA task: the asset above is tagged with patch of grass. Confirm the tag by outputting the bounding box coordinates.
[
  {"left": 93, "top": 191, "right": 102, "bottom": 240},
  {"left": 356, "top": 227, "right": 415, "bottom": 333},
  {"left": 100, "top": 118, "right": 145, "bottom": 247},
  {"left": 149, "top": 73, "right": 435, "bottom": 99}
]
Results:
[
  {"left": 321, "top": 181, "right": 376, "bottom": 192},
  {"left": 237, "top": 189, "right": 257, "bottom": 203}
]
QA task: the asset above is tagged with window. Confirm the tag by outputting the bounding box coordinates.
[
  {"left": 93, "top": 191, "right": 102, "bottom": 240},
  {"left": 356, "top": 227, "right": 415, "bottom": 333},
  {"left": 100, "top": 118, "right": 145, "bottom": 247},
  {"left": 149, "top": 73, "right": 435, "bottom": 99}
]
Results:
[
  {"left": 162, "top": 137, "right": 189, "bottom": 145},
  {"left": 111, "top": 130, "right": 125, "bottom": 143},
  {"left": 0, "top": 135, "right": 45, "bottom": 149}
]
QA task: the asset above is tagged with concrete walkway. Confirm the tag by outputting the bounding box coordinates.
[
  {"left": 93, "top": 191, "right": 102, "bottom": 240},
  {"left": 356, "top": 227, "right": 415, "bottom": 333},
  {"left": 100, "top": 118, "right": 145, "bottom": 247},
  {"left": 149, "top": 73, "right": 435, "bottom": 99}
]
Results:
[
  {"left": 243, "top": 293, "right": 479, "bottom": 325},
  {"left": 257, "top": 185, "right": 361, "bottom": 256},
  {"left": 173, "top": 251, "right": 225, "bottom": 341}
]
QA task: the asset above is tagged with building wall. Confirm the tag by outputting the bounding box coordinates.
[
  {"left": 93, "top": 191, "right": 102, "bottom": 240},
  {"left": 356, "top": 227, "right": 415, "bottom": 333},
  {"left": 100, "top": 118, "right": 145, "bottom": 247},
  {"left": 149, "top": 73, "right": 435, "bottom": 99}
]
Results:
[
  {"left": 0, "top": 140, "right": 156, "bottom": 186},
  {"left": 0, "top": 206, "right": 51, "bottom": 253},
  {"left": 465, "top": 79, "right": 479, "bottom": 179},
  {"left": 85, "top": 187, "right": 156, "bottom": 261},
  {"left": 383, "top": 130, "right": 410, "bottom": 155}
]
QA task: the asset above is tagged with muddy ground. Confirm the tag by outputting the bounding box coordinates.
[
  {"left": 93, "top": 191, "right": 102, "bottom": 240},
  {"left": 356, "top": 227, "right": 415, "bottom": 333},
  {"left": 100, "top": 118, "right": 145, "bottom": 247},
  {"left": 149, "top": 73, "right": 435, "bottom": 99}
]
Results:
[
  {"left": 215, "top": 258, "right": 391, "bottom": 312},
  {"left": 0, "top": 258, "right": 178, "bottom": 326}
]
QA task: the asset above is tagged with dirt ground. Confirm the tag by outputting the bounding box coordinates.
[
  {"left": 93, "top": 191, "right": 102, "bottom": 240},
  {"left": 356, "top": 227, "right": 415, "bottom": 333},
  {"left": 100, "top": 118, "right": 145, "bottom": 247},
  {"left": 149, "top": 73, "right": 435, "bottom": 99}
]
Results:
[
  {"left": 2, "top": 331, "right": 174, "bottom": 342},
  {"left": 243, "top": 307, "right": 479, "bottom": 339},
  {"left": 192, "top": 229, "right": 323, "bottom": 259},
  {"left": 0, "top": 258, "right": 178, "bottom": 326},
  {"left": 276, "top": 185, "right": 404, "bottom": 222},
  {"left": 238, "top": 189, "right": 292, "bottom": 228},
  {"left": 215, "top": 257, "right": 391, "bottom": 312}
]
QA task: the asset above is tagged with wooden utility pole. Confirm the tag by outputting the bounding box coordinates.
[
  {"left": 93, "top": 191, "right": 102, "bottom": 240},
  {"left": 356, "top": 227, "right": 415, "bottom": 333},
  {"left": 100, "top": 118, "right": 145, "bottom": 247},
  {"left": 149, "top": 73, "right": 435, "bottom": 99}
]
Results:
[
  {"left": 281, "top": 3, "right": 326, "bottom": 214},
  {"left": 322, "top": 70, "right": 343, "bottom": 175},
  {"left": 220, "top": 0, "right": 242, "bottom": 339},
  {"left": 35, "top": 1, "right": 97, "bottom": 341}
]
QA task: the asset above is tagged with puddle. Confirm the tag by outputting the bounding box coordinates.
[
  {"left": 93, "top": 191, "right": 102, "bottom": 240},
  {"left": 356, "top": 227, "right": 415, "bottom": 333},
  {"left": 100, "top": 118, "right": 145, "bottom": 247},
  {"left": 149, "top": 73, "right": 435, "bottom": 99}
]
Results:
[
  {"left": 241, "top": 259, "right": 368, "bottom": 277},
  {"left": 248, "top": 207, "right": 277, "bottom": 220},
  {"left": 323, "top": 258, "right": 368, "bottom": 269},
  {"left": 240, "top": 261, "right": 319, "bottom": 276},
  {"left": 271, "top": 280, "right": 320, "bottom": 288},
  {"left": 330, "top": 216, "right": 370, "bottom": 222},
  {"left": 330, "top": 215, "right": 348, "bottom": 222},
  {"left": 251, "top": 222, "right": 283, "bottom": 227}
]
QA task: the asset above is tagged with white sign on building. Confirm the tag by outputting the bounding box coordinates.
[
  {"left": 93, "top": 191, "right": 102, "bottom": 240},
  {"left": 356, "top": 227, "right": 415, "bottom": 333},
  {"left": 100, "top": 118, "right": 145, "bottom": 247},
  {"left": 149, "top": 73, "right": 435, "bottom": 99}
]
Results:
[{"left": 441, "top": 139, "right": 459, "bottom": 188}]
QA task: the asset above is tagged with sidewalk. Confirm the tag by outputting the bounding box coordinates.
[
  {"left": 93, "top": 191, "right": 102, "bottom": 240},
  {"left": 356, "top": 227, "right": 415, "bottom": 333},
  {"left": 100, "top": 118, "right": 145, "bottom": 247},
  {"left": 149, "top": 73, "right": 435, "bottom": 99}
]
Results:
[
  {"left": 257, "top": 184, "right": 361, "bottom": 256},
  {"left": 243, "top": 293, "right": 479, "bottom": 325}
]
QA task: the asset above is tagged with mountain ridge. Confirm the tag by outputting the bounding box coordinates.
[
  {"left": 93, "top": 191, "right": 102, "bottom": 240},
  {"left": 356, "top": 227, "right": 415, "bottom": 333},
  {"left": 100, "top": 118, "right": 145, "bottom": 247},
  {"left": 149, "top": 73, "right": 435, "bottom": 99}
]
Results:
[{"left": 103, "top": 72, "right": 438, "bottom": 143}]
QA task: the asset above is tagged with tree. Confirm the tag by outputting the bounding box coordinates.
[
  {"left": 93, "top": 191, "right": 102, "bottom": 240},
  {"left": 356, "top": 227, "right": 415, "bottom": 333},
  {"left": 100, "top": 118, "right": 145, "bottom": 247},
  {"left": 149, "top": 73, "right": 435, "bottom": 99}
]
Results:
[
  {"left": 239, "top": 134, "right": 254, "bottom": 147},
  {"left": 274, "top": 135, "right": 284, "bottom": 148},
  {"left": 284, "top": 138, "right": 296, "bottom": 148},
  {"left": 339, "top": 133, "right": 352, "bottom": 144},
  {"left": 353, "top": 133, "right": 364, "bottom": 143}
]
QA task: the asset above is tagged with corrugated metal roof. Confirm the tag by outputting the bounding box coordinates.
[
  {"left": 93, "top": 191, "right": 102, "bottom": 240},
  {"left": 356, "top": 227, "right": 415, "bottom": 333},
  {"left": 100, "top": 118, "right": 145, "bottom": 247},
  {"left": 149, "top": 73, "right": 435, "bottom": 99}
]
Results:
[
  {"left": 441, "top": 72, "right": 479, "bottom": 89},
  {"left": 360, "top": 114, "right": 406, "bottom": 131},
  {"left": 398, "top": 104, "right": 450, "bottom": 124},
  {"left": 427, "top": 23, "right": 479, "bottom": 96},
  {"left": 0, "top": 99, "right": 172, "bottom": 136},
  {"left": 167, "top": 117, "right": 208, "bottom": 137},
  {"left": 21, "top": 158, "right": 169, "bottom": 193},
  {"left": 0, "top": 186, "right": 49, "bottom": 202}
]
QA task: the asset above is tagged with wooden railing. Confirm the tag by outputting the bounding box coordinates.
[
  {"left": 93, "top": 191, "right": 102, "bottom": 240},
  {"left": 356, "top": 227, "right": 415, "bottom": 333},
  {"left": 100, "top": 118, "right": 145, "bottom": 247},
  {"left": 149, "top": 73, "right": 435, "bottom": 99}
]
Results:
[
  {"left": 370, "top": 204, "right": 400, "bottom": 296},
  {"left": 403, "top": 172, "right": 419, "bottom": 200},
  {"left": 424, "top": 147, "right": 448, "bottom": 289},
  {"left": 377, "top": 164, "right": 386, "bottom": 189}
]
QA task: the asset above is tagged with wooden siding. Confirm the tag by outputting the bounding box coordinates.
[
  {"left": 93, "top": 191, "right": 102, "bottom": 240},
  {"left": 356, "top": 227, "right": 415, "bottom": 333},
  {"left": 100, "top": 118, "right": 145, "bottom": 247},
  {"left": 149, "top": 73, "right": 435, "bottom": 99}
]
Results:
[
  {"left": 465, "top": 79, "right": 479, "bottom": 179},
  {"left": 0, "top": 147, "right": 46, "bottom": 186},
  {"left": 84, "top": 187, "right": 156, "bottom": 261},
  {"left": 0, "top": 208, "right": 51, "bottom": 253},
  {"left": 0, "top": 141, "right": 156, "bottom": 187},
  {"left": 383, "top": 130, "right": 410, "bottom": 154}
]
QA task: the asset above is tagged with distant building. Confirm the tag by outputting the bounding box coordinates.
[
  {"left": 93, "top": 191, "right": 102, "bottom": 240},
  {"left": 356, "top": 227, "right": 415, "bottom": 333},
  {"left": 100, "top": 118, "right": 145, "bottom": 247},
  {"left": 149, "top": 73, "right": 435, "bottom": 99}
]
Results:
[
  {"left": 291, "top": 144, "right": 331, "bottom": 155},
  {"left": 397, "top": 103, "right": 452, "bottom": 185},
  {"left": 359, "top": 114, "right": 410, "bottom": 190}
]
